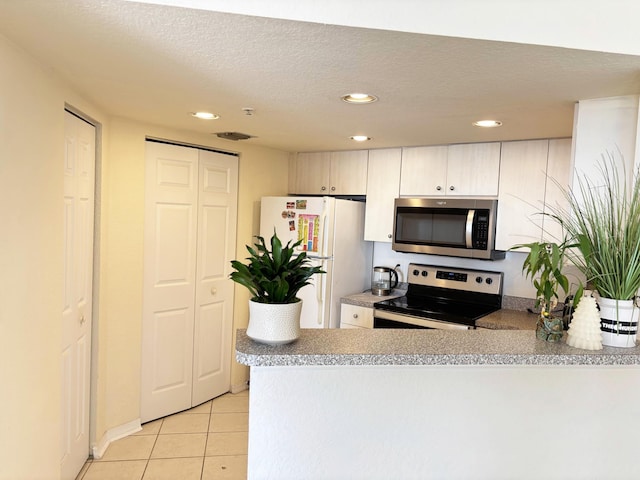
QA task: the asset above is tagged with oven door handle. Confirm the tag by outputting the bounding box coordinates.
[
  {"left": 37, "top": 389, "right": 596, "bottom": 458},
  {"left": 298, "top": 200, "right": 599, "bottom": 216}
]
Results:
[
  {"left": 373, "top": 309, "right": 472, "bottom": 330},
  {"left": 465, "top": 209, "right": 475, "bottom": 248}
]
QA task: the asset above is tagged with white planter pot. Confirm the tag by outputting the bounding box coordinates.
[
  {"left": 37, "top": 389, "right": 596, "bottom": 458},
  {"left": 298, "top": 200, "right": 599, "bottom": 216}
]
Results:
[
  {"left": 598, "top": 297, "right": 639, "bottom": 348},
  {"left": 246, "top": 299, "right": 302, "bottom": 345}
]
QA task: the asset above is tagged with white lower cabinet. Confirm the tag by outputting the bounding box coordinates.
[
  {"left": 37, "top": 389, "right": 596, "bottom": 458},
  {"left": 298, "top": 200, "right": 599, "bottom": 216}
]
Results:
[{"left": 340, "top": 304, "right": 374, "bottom": 329}]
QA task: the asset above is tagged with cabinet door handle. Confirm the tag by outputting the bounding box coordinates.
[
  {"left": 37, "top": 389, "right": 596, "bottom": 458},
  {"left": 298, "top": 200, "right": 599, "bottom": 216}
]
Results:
[
  {"left": 449, "top": 185, "right": 455, "bottom": 191},
  {"left": 331, "top": 186, "right": 336, "bottom": 191},
  {"left": 321, "top": 186, "right": 327, "bottom": 191},
  {"left": 387, "top": 234, "right": 392, "bottom": 239},
  {"left": 353, "top": 314, "right": 359, "bottom": 318},
  {"left": 436, "top": 186, "right": 442, "bottom": 191},
  {"left": 211, "top": 287, "right": 217, "bottom": 295}
]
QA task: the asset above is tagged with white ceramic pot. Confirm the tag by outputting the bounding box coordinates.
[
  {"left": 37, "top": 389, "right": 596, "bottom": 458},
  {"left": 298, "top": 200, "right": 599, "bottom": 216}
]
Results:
[
  {"left": 598, "top": 297, "right": 639, "bottom": 348},
  {"left": 246, "top": 299, "right": 302, "bottom": 345}
]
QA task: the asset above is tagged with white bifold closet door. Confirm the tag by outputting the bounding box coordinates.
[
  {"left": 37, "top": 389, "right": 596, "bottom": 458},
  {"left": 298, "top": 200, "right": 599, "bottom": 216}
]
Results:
[{"left": 141, "top": 141, "right": 238, "bottom": 423}]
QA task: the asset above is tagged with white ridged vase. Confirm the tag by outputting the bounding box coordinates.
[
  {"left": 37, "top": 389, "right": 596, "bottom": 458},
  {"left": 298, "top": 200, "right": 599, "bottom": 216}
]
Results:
[
  {"left": 598, "top": 297, "right": 639, "bottom": 348},
  {"left": 246, "top": 299, "right": 302, "bottom": 345}
]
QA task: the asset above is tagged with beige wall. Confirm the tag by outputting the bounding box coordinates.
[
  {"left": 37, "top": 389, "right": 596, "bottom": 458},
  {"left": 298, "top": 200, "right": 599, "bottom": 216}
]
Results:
[
  {"left": 0, "top": 32, "right": 288, "bottom": 479},
  {"left": 99, "top": 119, "right": 289, "bottom": 437},
  {"left": 0, "top": 34, "right": 108, "bottom": 479}
]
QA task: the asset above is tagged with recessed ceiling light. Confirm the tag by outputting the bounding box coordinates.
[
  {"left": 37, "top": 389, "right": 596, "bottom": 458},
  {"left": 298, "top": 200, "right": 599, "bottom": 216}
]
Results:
[
  {"left": 350, "top": 135, "right": 371, "bottom": 142},
  {"left": 473, "top": 120, "right": 502, "bottom": 128},
  {"left": 191, "top": 112, "right": 220, "bottom": 120},
  {"left": 341, "top": 93, "right": 378, "bottom": 104}
]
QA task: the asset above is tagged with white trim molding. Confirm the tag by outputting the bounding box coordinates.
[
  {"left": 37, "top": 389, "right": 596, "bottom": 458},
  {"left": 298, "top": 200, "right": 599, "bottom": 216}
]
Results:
[{"left": 91, "top": 419, "right": 142, "bottom": 459}]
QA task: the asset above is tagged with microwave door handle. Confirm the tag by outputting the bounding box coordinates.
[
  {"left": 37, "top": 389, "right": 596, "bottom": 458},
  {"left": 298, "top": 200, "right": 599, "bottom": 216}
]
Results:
[{"left": 465, "top": 210, "right": 475, "bottom": 248}]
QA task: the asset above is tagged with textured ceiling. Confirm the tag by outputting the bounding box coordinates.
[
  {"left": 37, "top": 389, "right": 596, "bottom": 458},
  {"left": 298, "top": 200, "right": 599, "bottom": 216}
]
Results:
[{"left": 1, "top": 0, "right": 639, "bottom": 152}]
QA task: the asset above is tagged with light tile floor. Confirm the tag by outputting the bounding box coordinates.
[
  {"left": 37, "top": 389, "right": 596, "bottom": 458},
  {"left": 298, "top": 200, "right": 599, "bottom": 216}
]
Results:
[{"left": 76, "top": 390, "right": 249, "bottom": 480}]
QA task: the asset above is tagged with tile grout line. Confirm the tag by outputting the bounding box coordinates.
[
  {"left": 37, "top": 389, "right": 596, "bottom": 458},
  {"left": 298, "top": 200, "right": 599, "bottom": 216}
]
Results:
[
  {"left": 140, "top": 418, "right": 163, "bottom": 480},
  {"left": 199, "top": 406, "right": 213, "bottom": 479}
]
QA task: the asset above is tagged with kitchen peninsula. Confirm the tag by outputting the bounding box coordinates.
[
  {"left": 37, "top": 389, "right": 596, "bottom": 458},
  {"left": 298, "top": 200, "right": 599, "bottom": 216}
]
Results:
[{"left": 237, "top": 329, "right": 640, "bottom": 480}]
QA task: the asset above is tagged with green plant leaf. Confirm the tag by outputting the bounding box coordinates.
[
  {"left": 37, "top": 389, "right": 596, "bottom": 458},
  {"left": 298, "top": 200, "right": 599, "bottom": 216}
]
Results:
[{"left": 230, "top": 231, "right": 326, "bottom": 304}]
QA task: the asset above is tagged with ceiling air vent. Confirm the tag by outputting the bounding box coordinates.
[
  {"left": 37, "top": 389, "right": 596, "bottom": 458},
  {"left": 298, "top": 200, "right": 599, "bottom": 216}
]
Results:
[{"left": 215, "top": 131, "right": 253, "bottom": 141}]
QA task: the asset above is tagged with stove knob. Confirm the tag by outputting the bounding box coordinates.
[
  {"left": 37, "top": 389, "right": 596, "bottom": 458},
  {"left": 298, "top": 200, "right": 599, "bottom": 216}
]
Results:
[
  {"left": 486, "top": 278, "right": 493, "bottom": 285},
  {"left": 421, "top": 270, "right": 428, "bottom": 277},
  {"left": 412, "top": 269, "right": 420, "bottom": 276},
  {"left": 475, "top": 276, "right": 483, "bottom": 284}
]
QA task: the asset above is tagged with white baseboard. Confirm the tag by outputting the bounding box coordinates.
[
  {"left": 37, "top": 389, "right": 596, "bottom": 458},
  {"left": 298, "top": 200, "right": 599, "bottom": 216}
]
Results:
[
  {"left": 92, "top": 418, "right": 142, "bottom": 459},
  {"left": 230, "top": 381, "right": 249, "bottom": 394}
]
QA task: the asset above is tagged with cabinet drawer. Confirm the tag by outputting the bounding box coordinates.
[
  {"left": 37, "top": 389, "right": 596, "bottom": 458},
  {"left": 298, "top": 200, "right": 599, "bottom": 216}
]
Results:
[{"left": 340, "top": 304, "right": 373, "bottom": 329}]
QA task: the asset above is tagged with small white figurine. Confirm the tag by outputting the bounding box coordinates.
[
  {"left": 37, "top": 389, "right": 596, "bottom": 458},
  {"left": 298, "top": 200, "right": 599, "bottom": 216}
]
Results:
[{"left": 566, "top": 294, "right": 603, "bottom": 350}]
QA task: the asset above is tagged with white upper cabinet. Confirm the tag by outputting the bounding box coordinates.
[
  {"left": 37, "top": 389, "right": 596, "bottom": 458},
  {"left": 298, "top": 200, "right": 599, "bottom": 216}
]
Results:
[
  {"left": 542, "top": 138, "right": 572, "bottom": 243},
  {"left": 400, "top": 142, "right": 500, "bottom": 196},
  {"left": 399, "top": 145, "right": 448, "bottom": 196},
  {"left": 496, "top": 139, "right": 549, "bottom": 250},
  {"left": 290, "top": 150, "right": 368, "bottom": 195},
  {"left": 364, "top": 148, "right": 401, "bottom": 242},
  {"left": 495, "top": 138, "right": 572, "bottom": 251},
  {"left": 446, "top": 142, "right": 501, "bottom": 196},
  {"left": 290, "top": 151, "right": 331, "bottom": 194}
]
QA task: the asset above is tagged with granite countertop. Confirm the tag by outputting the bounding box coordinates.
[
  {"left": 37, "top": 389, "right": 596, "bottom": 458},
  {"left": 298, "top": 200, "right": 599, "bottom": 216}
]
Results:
[
  {"left": 476, "top": 309, "right": 538, "bottom": 330},
  {"left": 341, "top": 288, "right": 406, "bottom": 307},
  {"left": 236, "top": 328, "right": 640, "bottom": 367}
]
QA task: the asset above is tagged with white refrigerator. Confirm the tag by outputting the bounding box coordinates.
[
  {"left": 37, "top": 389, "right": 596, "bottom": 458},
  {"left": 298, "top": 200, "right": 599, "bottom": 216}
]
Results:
[{"left": 259, "top": 196, "right": 373, "bottom": 328}]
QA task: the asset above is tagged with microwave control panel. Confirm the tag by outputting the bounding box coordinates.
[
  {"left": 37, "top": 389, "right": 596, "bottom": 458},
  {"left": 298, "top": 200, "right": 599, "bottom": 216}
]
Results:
[{"left": 472, "top": 210, "right": 490, "bottom": 250}]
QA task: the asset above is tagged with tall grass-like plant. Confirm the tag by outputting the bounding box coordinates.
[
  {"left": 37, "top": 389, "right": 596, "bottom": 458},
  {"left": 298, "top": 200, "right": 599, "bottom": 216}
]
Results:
[
  {"left": 230, "top": 232, "right": 325, "bottom": 304},
  {"left": 547, "top": 153, "right": 640, "bottom": 300}
]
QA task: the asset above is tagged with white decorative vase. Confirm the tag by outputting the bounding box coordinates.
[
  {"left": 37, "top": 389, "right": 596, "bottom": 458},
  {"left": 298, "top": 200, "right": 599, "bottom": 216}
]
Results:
[
  {"left": 246, "top": 298, "right": 302, "bottom": 345},
  {"left": 598, "top": 297, "right": 639, "bottom": 348}
]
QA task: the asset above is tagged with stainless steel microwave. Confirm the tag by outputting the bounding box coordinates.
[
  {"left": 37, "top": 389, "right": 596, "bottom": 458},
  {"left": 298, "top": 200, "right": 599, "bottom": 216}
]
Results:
[{"left": 392, "top": 198, "right": 505, "bottom": 260}]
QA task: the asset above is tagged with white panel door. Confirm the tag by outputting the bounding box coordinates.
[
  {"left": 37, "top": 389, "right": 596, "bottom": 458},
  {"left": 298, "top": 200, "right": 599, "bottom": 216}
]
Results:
[
  {"left": 61, "top": 111, "right": 95, "bottom": 480},
  {"left": 192, "top": 150, "right": 238, "bottom": 406},
  {"left": 142, "top": 142, "right": 199, "bottom": 422},
  {"left": 142, "top": 143, "right": 238, "bottom": 422}
]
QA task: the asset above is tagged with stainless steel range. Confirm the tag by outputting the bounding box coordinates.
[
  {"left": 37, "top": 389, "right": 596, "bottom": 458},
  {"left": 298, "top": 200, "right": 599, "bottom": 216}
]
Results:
[{"left": 373, "top": 263, "right": 503, "bottom": 330}]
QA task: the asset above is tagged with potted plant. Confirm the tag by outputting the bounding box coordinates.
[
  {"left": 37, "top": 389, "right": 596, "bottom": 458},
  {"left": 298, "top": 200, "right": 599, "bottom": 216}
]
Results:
[
  {"left": 513, "top": 240, "right": 581, "bottom": 342},
  {"left": 547, "top": 154, "right": 640, "bottom": 347},
  {"left": 230, "top": 231, "right": 325, "bottom": 345}
]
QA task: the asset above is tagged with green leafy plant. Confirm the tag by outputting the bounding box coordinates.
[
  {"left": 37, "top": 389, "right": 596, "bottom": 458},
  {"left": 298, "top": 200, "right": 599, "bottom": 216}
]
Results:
[
  {"left": 230, "top": 231, "right": 325, "bottom": 304},
  {"left": 547, "top": 153, "right": 640, "bottom": 300},
  {"left": 512, "top": 240, "right": 582, "bottom": 317}
]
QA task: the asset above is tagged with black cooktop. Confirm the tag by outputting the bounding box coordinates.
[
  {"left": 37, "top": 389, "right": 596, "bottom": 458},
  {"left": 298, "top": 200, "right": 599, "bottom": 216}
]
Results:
[
  {"left": 374, "top": 295, "right": 499, "bottom": 326},
  {"left": 374, "top": 281, "right": 502, "bottom": 327}
]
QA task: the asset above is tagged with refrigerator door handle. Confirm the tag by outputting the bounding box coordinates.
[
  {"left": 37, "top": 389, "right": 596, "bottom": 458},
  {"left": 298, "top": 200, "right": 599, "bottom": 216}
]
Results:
[
  {"left": 315, "top": 259, "right": 326, "bottom": 326},
  {"left": 318, "top": 210, "right": 328, "bottom": 257}
]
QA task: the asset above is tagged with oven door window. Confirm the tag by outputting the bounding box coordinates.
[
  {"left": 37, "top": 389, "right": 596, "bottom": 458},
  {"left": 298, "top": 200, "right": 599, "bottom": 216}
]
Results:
[{"left": 395, "top": 207, "right": 468, "bottom": 248}]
